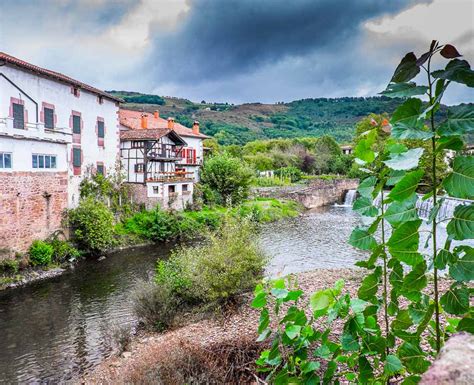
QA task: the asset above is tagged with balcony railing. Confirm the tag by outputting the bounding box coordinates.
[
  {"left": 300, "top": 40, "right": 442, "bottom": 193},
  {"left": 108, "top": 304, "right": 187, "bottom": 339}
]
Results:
[
  {"left": 0, "top": 117, "right": 72, "bottom": 143},
  {"left": 146, "top": 170, "right": 195, "bottom": 183}
]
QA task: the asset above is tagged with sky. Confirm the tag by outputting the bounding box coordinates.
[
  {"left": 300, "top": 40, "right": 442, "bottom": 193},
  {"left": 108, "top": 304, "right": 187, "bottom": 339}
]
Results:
[{"left": 1, "top": 0, "right": 473, "bottom": 105}]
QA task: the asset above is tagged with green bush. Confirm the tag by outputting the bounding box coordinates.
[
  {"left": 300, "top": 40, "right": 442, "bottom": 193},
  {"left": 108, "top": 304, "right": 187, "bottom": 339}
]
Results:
[
  {"left": 29, "top": 240, "right": 54, "bottom": 266},
  {"left": 67, "top": 198, "right": 115, "bottom": 254},
  {"left": 49, "top": 239, "right": 81, "bottom": 263},
  {"left": 274, "top": 166, "right": 302, "bottom": 182},
  {"left": 0, "top": 259, "right": 20, "bottom": 274},
  {"left": 200, "top": 153, "right": 254, "bottom": 206}
]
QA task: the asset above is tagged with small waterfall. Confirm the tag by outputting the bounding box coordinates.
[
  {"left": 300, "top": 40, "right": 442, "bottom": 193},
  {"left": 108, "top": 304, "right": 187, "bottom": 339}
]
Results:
[
  {"left": 338, "top": 189, "right": 357, "bottom": 207},
  {"left": 416, "top": 195, "right": 469, "bottom": 223}
]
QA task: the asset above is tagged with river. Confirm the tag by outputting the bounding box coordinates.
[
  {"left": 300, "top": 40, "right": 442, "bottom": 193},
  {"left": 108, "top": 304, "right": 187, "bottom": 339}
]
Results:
[{"left": 0, "top": 203, "right": 467, "bottom": 383}]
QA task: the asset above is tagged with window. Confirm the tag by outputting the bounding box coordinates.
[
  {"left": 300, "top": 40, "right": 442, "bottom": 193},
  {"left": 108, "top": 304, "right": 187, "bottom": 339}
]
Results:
[
  {"left": 131, "top": 141, "right": 144, "bottom": 148},
  {"left": 97, "top": 164, "right": 104, "bottom": 175},
  {"left": 153, "top": 186, "right": 159, "bottom": 194},
  {"left": 73, "top": 115, "right": 81, "bottom": 134},
  {"left": 182, "top": 184, "right": 188, "bottom": 192},
  {"left": 0, "top": 152, "right": 12, "bottom": 169},
  {"left": 97, "top": 121, "right": 105, "bottom": 138},
  {"left": 168, "top": 185, "right": 176, "bottom": 194},
  {"left": 73, "top": 148, "right": 81, "bottom": 167},
  {"left": 32, "top": 154, "right": 57, "bottom": 169},
  {"left": 13, "top": 103, "right": 24, "bottom": 129},
  {"left": 44, "top": 107, "right": 54, "bottom": 129},
  {"left": 134, "top": 163, "right": 145, "bottom": 173},
  {"left": 72, "top": 87, "right": 80, "bottom": 97},
  {"left": 98, "top": 95, "right": 104, "bottom": 104}
]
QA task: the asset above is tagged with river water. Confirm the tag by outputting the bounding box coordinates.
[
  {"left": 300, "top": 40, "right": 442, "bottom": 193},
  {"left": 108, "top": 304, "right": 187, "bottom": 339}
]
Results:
[{"left": 0, "top": 204, "right": 468, "bottom": 383}]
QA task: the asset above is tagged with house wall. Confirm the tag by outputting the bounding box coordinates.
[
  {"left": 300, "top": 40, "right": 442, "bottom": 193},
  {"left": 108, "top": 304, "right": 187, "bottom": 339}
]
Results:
[
  {"left": 178, "top": 135, "right": 204, "bottom": 181},
  {"left": 0, "top": 64, "right": 120, "bottom": 208},
  {"left": 0, "top": 171, "right": 68, "bottom": 253}
]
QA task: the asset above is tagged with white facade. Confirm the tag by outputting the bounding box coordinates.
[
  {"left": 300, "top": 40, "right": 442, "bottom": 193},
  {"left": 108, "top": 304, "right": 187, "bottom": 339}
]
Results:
[
  {"left": 177, "top": 135, "right": 204, "bottom": 181},
  {"left": 0, "top": 61, "right": 120, "bottom": 207}
]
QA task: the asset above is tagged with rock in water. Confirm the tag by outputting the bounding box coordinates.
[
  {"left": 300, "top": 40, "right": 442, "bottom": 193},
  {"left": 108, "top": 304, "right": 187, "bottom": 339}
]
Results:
[{"left": 421, "top": 333, "right": 474, "bottom": 385}]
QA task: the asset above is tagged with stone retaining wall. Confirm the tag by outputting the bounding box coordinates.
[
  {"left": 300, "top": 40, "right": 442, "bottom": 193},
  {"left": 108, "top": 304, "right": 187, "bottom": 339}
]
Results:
[{"left": 252, "top": 178, "right": 359, "bottom": 209}]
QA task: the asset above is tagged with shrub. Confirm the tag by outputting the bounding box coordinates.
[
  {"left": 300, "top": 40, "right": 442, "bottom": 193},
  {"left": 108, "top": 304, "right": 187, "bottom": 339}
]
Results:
[
  {"left": 67, "top": 198, "right": 115, "bottom": 254},
  {"left": 274, "top": 166, "right": 302, "bottom": 182},
  {"left": 29, "top": 240, "right": 54, "bottom": 266},
  {"left": 0, "top": 259, "right": 20, "bottom": 274},
  {"left": 200, "top": 153, "right": 254, "bottom": 206},
  {"left": 49, "top": 239, "right": 81, "bottom": 263},
  {"left": 132, "top": 280, "right": 181, "bottom": 331}
]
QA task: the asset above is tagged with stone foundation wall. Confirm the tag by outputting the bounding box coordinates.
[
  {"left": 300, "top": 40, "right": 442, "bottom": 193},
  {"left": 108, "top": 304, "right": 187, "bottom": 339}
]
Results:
[
  {"left": 127, "top": 183, "right": 192, "bottom": 211},
  {"left": 252, "top": 179, "right": 359, "bottom": 209},
  {"left": 0, "top": 172, "right": 68, "bottom": 255}
]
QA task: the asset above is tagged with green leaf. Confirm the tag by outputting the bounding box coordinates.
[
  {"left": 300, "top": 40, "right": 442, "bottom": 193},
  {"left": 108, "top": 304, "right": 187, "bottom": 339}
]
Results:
[
  {"left": 354, "top": 138, "right": 376, "bottom": 163},
  {"left": 301, "top": 361, "right": 320, "bottom": 374},
  {"left": 401, "top": 261, "right": 428, "bottom": 294},
  {"left": 358, "top": 356, "right": 374, "bottom": 382},
  {"left": 251, "top": 292, "right": 267, "bottom": 308},
  {"left": 358, "top": 176, "right": 377, "bottom": 198},
  {"left": 285, "top": 324, "right": 302, "bottom": 340},
  {"left": 435, "top": 248, "right": 455, "bottom": 270},
  {"left": 310, "top": 289, "right": 333, "bottom": 314},
  {"left": 349, "top": 227, "right": 378, "bottom": 251},
  {"left": 384, "top": 354, "right": 403, "bottom": 375},
  {"left": 401, "top": 375, "right": 422, "bottom": 385},
  {"left": 443, "top": 156, "right": 474, "bottom": 199},
  {"left": 271, "top": 288, "right": 289, "bottom": 299},
  {"left": 384, "top": 194, "right": 419, "bottom": 227},
  {"left": 388, "top": 170, "right": 424, "bottom": 201},
  {"left": 257, "top": 328, "right": 271, "bottom": 342},
  {"left": 350, "top": 298, "right": 368, "bottom": 314},
  {"left": 432, "top": 59, "right": 474, "bottom": 88},
  {"left": 353, "top": 197, "right": 378, "bottom": 217},
  {"left": 438, "top": 104, "right": 474, "bottom": 137},
  {"left": 392, "top": 309, "right": 414, "bottom": 330},
  {"left": 446, "top": 204, "right": 474, "bottom": 241},
  {"left": 341, "top": 332, "right": 359, "bottom": 351},
  {"left": 358, "top": 267, "right": 381, "bottom": 301},
  {"left": 391, "top": 52, "right": 420, "bottom": 83},
  {"left": 388, "top": 220, "right": 423, "bottom": 266},
  {"left": 384, "top": 148, "right": 424, "bottom": 171},
  {"left": 398, "top": 342, "right": 430, "bottom": 374},
  {"left": 436, "top": 136, "right": 464, "bottom": 152},
  {"left": 449, "top": 246, "right": 474, "bottom": 281},
  {"left": 390, "top": 98, "right": 433, "bottom": 140},
  {"left": 457, "top": 316, "right": 474, "bottom": 333},
  {"left": 314, "top": 344, "right": 331, "bottom": 359},
  {"left": 387, "top": 169, "right": 406, "bottom": 186},
  {"left": 380, "top": 82, "right": 428, "bottom": 98},
  {"left": 440, "top": 284, "right": 470, "bottom": 315},
  {"left": 258, "top": 308, "right": 270, "bottom": 333}
]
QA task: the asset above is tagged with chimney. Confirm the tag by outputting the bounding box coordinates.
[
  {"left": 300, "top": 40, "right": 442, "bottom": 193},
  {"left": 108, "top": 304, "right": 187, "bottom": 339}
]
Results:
[
  {"left": 192, "top": 121, "right": 200, "bottom": 135},
  {"left": 141, "top": 113, "right": 148, "bottom": 129},
  {"left": 167, "top": 117, "right": 175, "bottom": 130},
  {"left": 154, "top": 110, "right": 159, "bottom": 119}
]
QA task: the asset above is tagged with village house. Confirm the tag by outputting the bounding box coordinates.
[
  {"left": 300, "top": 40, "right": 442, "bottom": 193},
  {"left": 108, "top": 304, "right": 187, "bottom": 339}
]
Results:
[
  {"left": 0, "top": 52, "right": 121, "bottom": 252},
  {"left": 119, "top": 109, "right": 209, "bottom": 210}
]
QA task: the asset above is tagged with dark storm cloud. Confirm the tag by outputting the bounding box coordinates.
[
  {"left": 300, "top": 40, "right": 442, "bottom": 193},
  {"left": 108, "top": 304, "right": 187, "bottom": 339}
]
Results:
[{"left": 150, "top": 0, "right": 423, "bottom": 83}]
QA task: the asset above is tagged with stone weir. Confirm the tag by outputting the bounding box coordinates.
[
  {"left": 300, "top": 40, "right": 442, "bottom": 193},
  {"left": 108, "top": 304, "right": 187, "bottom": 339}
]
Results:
[{"left": 252, "top": 178, "right": 359, "bottom": 209}]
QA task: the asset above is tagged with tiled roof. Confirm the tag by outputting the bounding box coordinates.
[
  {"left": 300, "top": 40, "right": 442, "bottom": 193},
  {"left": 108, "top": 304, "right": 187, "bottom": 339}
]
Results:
[
  {"left": 0, "top": 52, "right": 122, "bottom": 103},
  {"left": 119, "top": 109, "right": 210, "bottom": 139},
  {"left": 120, "top": 128, "right": 171, "bottom": 140}
]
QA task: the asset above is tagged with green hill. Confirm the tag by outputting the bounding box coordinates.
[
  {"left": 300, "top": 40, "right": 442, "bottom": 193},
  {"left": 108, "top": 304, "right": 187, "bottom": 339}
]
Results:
[{"left": 107, "top": 91, "right": 468, "bottom": 145}]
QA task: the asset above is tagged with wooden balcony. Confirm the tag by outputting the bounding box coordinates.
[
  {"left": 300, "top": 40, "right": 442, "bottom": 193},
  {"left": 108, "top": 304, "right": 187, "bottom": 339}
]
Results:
[{"left": 146, "top": 170, "right": 195, "bottom": 183}]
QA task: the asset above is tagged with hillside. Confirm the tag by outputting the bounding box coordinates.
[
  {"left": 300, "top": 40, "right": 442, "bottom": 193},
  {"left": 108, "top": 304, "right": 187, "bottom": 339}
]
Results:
[{"left": 107, "top": 91, "right": 462, "bottom": 145}]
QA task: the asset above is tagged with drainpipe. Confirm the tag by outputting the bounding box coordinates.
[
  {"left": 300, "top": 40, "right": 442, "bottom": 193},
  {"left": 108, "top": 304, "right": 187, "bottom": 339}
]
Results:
[{"left": 0, "top": 64, "right": 39, "bottom": 122}]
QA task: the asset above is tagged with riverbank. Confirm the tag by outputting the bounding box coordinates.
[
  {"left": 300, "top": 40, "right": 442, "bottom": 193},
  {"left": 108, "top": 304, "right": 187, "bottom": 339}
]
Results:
[{"left": 80, "top": 269, "right": 364, "bottom": 384}]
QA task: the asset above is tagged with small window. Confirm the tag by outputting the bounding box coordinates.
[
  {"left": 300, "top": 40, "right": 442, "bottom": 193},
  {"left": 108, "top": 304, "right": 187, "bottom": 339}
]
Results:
[
  {"left": 97, "top": 164, "right": 104, "bottom": 175},
  {"left": 182, "top": 184, "right": 188, "bottom": 192},
  {"left": 134, "top": 163, "right": 145, "bottom": 173},
  {"left": 153, "top": 186, "right": 159, "bottom": 194},
  {"left": 98, "top": 121, "right": 105, "bottom": 138},
  {"left": 98, "top": 96, "right": 104, "bottom": 104},
  {"left": 32, "top": 154, "right": 57, "bottom": 169},
  {"left": 73, "top": 148, "right": 81, "bottom": 167},
  {"left": 168, "top": 185, "right": 176, "bottom": 194},
  {"left": 13, "top": 103, "right": 24, "bottom": 129},
  {"left": 73, "top": 87, "right": 80, "bottom": 97},
  {"left": 0, "top": 153, "right": 12, "bottom": 169},
  {"left": 131, "top": 141, "right": 144, "bottom": 148},
  {"left": 73, "top": 115, "right": 81, "bottom": 134},
  {"left": 44, "top": 107, "right": 54, "bottom": 129}
]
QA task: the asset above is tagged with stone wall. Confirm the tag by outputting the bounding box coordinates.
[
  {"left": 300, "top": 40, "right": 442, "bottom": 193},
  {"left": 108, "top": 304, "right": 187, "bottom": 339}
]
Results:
[
  {"left": 0, "top": 172, "right": 68, "bottom": 255},
  {"left": 127, "top": 183, "right": 192, "bottom": 211},
  {"left": 252, "top": 179, "right": 359, "bottom": 209}
]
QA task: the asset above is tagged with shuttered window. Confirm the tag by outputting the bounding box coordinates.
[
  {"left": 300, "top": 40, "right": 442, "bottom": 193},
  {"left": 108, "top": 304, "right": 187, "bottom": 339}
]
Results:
[
  {"left": 13, "top": 103, "right": 24, "bottom": 129},
  {"left": 73, "top": 115, "right": 81, "bottom": 134},
  {"left": 97, "top": 164, "right": 104, "bottom": 175},
  {"left": 44, "top": 108, "right": 54, "bottom": 129},
  {"left": 73, "top": 148, "right": 81, "bottom": 167},
  {"left": 97, "top": 121, "right": 105, "bottom": 138}
]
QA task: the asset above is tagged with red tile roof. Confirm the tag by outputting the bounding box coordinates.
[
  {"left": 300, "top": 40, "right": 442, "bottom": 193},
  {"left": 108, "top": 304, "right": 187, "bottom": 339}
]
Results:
[
  {"left": 119, "top": 109, "right": 210, "bottom": 139},
  {"left": 0, "top": 52, "right": 122, "bottom": 103},
  {"left": 120, "top": 128, "right": 171, "bottom": 140}
]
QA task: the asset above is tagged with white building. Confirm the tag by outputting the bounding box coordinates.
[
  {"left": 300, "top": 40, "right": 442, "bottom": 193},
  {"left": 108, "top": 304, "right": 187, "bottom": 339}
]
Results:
[
  {"left": 0, "top": 52, "right": 121, "bottom": 251},
  {"left": 119, "top": 109, "right": 209, "bottom": 210}
]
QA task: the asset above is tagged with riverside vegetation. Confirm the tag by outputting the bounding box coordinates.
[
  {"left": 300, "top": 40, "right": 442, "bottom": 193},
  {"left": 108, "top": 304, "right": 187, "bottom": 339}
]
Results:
[{"left": 251, "top": 41, "right": 474, "bottom": 384}]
